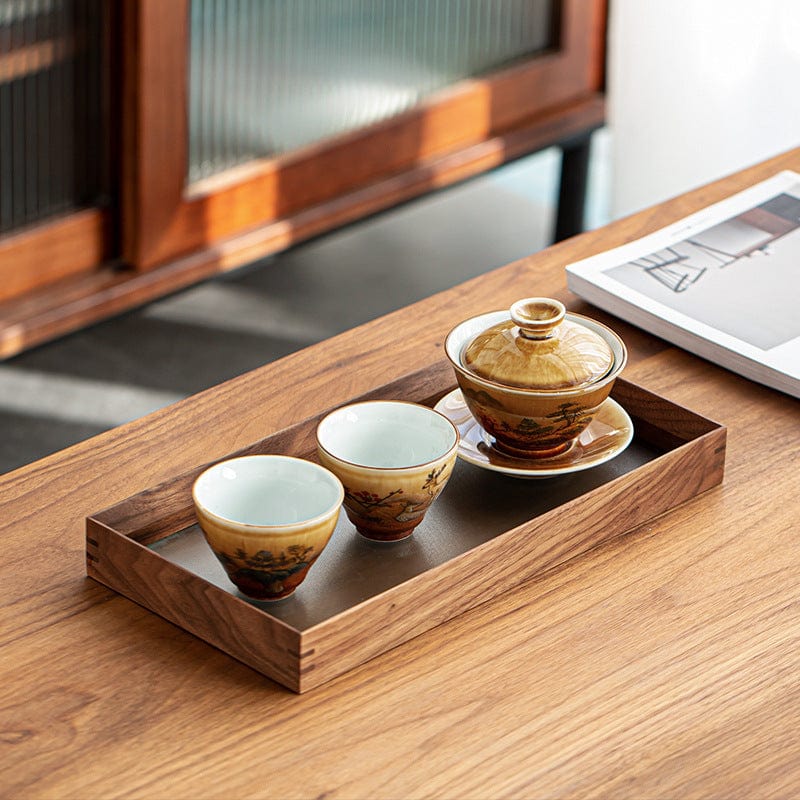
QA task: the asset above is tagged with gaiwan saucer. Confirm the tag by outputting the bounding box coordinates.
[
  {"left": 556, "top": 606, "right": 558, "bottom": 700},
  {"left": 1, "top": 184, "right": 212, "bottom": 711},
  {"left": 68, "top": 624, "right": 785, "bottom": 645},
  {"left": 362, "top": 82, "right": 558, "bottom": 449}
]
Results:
[{"left": 433, "top": 389, "right": 634, "bottom": 479}]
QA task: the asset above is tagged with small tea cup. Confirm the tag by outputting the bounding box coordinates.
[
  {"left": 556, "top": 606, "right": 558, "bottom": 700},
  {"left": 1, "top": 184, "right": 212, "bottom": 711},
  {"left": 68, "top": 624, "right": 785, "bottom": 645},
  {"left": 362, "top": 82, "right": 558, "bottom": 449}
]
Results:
[
  {"left": 192, "top": 455, "right": 344, "bottom": 600},
  {"left": 316, "top": 400, "right": 459, "bottom": 541}
]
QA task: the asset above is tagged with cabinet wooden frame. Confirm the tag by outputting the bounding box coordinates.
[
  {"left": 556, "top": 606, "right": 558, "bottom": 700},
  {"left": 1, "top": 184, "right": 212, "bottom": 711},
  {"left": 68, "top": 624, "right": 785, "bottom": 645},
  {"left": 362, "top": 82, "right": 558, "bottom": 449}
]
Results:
[
  {"left": 0, "top": 0, "right": 115, "bottom": 305},
  {"left": 0, "top": 209, "right": 110, "bottom": 303},
  {"left": 122, "top": 0, "right": 607, "bottom": 270}
]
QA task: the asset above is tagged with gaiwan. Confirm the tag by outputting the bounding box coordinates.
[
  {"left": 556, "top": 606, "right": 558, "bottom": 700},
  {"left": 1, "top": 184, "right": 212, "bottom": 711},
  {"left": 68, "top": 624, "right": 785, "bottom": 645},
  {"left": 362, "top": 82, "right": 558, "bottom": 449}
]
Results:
[{"left": 444, "top": 297, "right": 627, "bottom": 458}]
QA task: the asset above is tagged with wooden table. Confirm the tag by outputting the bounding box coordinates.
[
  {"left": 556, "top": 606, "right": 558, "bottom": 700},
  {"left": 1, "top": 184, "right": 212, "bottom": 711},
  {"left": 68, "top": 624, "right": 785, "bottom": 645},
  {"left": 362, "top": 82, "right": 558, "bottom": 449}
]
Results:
[{"left": 2, "top": 149, "right": 798, "bottom": 799}]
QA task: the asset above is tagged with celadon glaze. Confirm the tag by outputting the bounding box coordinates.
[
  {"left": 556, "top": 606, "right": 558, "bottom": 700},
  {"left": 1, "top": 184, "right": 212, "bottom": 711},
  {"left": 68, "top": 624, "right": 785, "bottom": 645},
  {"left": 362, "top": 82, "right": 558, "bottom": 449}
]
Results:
[
  {"left": 316, "top": 401, "right": 459, "bottom": 541},
  {"left": 445, "top": 303, "right": 627, "bottom": 458},
  {"left": 192, "top": 455, "right": 344, "bottom": 600}
]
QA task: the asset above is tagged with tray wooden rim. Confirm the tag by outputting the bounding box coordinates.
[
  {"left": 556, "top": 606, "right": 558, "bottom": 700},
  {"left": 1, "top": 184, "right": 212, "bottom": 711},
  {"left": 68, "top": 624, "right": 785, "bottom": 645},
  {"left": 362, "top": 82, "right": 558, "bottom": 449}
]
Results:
[{"left": 86, "top": 361, "right": 726, "bottom": 692}]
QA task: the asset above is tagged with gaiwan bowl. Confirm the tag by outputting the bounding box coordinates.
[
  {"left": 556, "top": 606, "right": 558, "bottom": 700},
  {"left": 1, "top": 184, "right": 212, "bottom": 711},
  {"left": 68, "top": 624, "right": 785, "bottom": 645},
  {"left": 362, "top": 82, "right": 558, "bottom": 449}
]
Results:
[
  {"left": 316, "top": 400, "right": 459, "bottom": 542},
  {"left": 192, "top": 455, "right": 344, "bottom": 601},
  {"left": 445, "top": 297, "right": 627, "bottom": 459}
]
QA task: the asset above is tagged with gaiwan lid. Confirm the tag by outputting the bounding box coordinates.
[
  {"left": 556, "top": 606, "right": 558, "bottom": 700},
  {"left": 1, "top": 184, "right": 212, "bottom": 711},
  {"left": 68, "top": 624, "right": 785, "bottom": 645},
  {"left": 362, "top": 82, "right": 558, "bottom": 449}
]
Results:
[{"left": 461, "top": 298, "right": 614, "bottom": 390}]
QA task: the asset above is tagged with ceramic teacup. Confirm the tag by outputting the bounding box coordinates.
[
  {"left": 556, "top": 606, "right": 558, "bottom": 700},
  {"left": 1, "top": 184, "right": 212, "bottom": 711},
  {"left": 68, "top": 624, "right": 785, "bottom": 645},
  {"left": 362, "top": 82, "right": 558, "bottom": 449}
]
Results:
[
  {"left": 315, "top": 400, "right": 459, "bottom": 541},
  {"left": 192, "top": 455, "right": 344, "bottom": 600}
]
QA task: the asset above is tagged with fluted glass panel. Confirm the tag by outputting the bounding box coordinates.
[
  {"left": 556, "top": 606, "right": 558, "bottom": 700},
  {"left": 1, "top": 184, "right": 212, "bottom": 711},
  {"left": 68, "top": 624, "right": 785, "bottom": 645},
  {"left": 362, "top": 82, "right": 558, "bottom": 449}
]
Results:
[
  {"left": 0, "top": 0, "right": 108, "bottom": 235},
  {"left": 188, "top": 0, "right": 555, "bottom": 183}
]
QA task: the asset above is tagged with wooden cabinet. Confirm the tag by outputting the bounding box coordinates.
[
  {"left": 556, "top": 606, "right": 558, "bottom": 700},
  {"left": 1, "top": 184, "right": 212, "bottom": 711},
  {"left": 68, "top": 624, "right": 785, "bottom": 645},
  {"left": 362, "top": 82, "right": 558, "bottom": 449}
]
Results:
[
  {"left": 0, "top": 0, "right": 606, "bottom": 356},
  {"left": 0, "top": 0, "right": 112, "bottom": 303}
]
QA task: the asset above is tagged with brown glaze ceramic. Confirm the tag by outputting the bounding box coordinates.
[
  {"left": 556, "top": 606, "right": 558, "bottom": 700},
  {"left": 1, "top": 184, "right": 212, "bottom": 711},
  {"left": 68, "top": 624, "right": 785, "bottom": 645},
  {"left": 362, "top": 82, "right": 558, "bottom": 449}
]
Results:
[
  {"left": 434, "top": 388, "right": 634, "bottom": 477},
  {"left": 316, "top": 401, "right": 459, "bottom": 541},
  {"left": 445, "top": 299, "right": 627, "bottom": 458},
  {"left": 192, "top": 455, "right": 344, "bottom": 600},
  {"left": 463, "top": 298, "right": 614, "bottom": 389}
]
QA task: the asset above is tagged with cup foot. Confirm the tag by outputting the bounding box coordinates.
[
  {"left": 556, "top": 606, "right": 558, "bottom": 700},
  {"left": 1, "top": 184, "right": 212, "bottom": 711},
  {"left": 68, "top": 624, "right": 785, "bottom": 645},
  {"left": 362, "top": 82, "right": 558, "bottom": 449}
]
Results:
[
  {"left": 356, "top": 525, "right": 416, "bottom": 542},
  {"left": 234, "top": 582, "right": 298, "bottom": 601},
  {"left": 228, "top": 570, "right": 308, "bottom": 600},
  {"left": 492, "top": 439, "right": 574, "bottom": 459},
  {"left": 245, "top": 589, "right": 297, "bottom": 603}
]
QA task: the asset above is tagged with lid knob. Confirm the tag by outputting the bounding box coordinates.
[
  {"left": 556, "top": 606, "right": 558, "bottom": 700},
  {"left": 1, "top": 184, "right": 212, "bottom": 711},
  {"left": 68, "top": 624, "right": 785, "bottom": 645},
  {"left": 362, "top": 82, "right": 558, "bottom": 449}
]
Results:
[
  {"left": 510, "top": 298, "right": 565, "bottom": 339},
  {"left": 461, "top": 297, "right": 615, "bottom": 390}
]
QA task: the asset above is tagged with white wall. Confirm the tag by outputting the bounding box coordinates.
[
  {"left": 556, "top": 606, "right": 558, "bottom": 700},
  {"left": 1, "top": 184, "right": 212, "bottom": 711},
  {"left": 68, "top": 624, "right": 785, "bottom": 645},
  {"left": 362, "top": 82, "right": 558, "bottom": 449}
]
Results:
[{"left": 607, "top": 0, "right": 800, "bottom": 219}]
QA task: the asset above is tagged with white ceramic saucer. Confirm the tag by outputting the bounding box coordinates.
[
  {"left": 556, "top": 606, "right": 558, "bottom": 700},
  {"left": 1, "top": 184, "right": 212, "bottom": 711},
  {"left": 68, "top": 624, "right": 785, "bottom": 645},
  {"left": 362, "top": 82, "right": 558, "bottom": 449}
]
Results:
[{"left": 433, "top": 389, "right": 634, "bottom": 479}]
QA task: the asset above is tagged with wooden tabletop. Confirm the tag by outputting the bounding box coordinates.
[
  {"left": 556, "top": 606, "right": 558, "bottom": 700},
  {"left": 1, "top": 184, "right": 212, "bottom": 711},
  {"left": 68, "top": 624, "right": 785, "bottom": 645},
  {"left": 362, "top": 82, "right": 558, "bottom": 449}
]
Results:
[{"left": 2, "top": 149, "right": 799, "bottom": 799}]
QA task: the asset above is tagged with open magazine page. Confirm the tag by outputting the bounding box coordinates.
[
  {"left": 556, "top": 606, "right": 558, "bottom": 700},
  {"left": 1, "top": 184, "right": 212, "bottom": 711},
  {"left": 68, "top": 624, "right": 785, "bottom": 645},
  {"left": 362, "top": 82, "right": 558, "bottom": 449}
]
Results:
[{"left": 566, "top": 171, "right": 800, "bottom": 398}]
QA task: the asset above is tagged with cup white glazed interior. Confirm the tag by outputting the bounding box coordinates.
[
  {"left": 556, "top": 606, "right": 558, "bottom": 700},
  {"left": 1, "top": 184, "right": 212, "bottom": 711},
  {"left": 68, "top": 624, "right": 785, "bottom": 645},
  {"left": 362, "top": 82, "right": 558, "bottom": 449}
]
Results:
[
  {"left": 193, "top": 454, "right": 343, "bottom": 529},
  {"left": 192, "top": 455, "right": 344, "bottom": 601},
  {"left": 316, "top": 400, "right": 458, "bottom": 469},
  {"left": 316, "top": 401, "right": 459, "bottom": 542}
]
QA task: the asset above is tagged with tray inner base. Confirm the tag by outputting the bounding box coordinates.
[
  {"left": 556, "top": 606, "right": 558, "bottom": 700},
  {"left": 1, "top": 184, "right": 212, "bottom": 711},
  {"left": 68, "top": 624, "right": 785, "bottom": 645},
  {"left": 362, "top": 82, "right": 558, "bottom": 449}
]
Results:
[{"left": 151, "top": 434, "right": 663, "bottom": 631}]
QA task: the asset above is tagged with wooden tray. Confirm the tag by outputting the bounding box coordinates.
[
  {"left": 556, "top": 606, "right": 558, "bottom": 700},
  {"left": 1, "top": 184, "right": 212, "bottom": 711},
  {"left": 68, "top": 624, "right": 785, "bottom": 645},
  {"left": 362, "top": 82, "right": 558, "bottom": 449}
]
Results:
[{"left": 86, "top": 361, "right": 726, "bottom": 693}]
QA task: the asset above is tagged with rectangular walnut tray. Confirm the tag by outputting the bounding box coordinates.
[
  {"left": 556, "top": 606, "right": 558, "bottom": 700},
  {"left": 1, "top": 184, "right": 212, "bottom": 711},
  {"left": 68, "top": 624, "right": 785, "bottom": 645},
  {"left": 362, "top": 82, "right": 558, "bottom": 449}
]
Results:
[{"left": 86, "top": 361, "right": 726, "bottom": 693}]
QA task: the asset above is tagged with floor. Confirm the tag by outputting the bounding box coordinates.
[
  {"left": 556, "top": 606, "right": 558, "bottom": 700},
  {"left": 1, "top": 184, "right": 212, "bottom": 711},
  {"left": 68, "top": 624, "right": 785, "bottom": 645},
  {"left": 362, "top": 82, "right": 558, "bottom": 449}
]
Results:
[{"left": 0, "top": 130, "right": 611, "bottom": 475}]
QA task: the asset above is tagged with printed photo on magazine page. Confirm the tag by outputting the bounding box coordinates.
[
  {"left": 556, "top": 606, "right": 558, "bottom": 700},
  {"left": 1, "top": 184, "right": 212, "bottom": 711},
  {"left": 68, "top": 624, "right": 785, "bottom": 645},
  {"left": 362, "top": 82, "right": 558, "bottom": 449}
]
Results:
[{"left": 566, "top": 171, "right": 800, "bottom": 398}]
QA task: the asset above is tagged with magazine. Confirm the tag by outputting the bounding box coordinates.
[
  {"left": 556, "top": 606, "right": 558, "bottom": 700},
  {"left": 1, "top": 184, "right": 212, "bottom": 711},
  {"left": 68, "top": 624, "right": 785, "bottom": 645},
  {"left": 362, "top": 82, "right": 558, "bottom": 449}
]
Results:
[{"left": 566, "top": 170, "right": 800, "bottom": 399}]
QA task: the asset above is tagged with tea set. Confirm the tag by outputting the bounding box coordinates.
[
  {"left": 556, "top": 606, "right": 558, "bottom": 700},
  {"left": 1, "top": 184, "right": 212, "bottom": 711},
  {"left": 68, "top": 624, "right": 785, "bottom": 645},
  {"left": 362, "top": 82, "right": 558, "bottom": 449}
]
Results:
[{"left": 192, "top": 298, "right": 632, "bottom": 601}]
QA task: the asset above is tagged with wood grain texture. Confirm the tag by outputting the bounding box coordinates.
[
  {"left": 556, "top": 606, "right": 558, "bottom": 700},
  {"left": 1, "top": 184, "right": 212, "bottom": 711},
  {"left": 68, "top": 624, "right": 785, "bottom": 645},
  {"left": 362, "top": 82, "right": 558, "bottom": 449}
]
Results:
[
  {"left": 87, "top": 373, "right": 724, "bottom": 692},
  {"left": 0, "top": 95, "right": 605, "bottom": 359},
  {"left": 123, "top": 0, "right": 606, "bottom": 268},
  {"left": 86, "top": 519, "right": 305, "bottom": 691},
  {"left": 299, "top": 395, "right": 725, "bottom": 692},
  {"left": 0, "top": 209, "right": 109, "bottom": 303},
  {"left": 120, "top": 0, "right": 189, "bottom": 269},
  {"left": 1, "top": 148, "right": 798, "bottom": 797}
]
